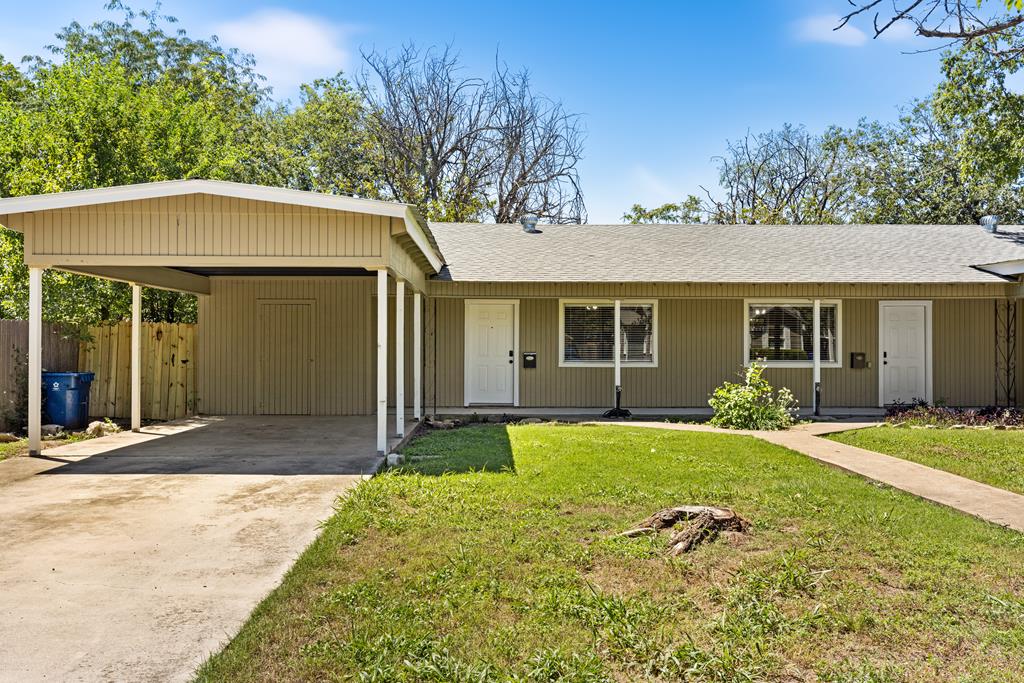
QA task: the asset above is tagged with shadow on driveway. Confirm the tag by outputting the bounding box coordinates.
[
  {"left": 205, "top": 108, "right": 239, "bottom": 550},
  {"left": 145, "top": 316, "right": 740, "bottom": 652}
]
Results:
[{"left": 38, "top": 415, "right": 396, "bottom": 476}]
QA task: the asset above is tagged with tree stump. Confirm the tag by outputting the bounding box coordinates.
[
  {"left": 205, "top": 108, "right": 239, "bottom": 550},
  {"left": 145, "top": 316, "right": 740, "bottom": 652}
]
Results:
[{"left": 617, "top": 505, "right": 749, "bottom": 554}]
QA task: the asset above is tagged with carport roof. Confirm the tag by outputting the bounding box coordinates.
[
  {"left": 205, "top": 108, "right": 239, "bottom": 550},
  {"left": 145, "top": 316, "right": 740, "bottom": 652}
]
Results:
[{"left": 0, "top": 179, "right": 444, "bottom": 272}]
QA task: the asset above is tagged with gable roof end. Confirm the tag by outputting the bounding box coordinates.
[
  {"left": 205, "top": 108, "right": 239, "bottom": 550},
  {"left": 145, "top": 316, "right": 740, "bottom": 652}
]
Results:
[{"left": 0, "top": 179, "right": 444, "bottom": 272}]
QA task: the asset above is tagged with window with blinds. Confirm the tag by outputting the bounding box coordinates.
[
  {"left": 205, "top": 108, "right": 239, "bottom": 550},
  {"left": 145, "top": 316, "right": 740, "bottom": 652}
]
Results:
[
  {"left": 746, "top": 301, "right": 839, "bottom": 365},
  {"left": 560, "top": 301, "right": 657, "bottom": 366}
]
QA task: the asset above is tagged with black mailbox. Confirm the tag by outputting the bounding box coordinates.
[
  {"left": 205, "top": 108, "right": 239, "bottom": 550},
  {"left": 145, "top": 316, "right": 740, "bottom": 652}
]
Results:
[
  {"left": 850, "top": 352, "right": 867, "bottom": 369},
  {"left": 523, "top": 352, "right": 537, "bottom": 369}
]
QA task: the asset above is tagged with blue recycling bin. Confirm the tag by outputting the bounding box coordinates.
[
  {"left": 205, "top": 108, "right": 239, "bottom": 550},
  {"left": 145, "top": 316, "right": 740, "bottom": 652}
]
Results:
[{"left": 41, "top": 372, "right": 95, "bottom": 430}]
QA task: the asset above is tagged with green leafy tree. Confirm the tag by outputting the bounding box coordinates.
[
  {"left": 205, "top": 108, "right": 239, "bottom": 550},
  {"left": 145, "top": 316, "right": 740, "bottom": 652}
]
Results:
[
  {"left": 278, "top": 75, "right": 376, "bottom": 195},
  {"left": 844, "top": 101, "right": 1024, "bottom": 225},
  {"left": 932, "top": 36, "right": 1024, "bottom": 189},
  {"left": 621, "top": 196, "right": 703, "bottom": 223},
  {"left": 0, "top": 4, "right": 291, "bottom": 325}
]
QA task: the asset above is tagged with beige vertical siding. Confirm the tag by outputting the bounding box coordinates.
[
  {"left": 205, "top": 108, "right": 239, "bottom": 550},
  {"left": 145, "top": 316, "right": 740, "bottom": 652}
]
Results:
[
  {"left": 198, "top": 276, "right": 416, "bottom": 416},
  {"left": 21, "top": 195, "right": 389, "bottom": 259},
  {"left": 199, "top": 278, "right": 375, "bottom": 415},
  {"left": 425, "top": 298, "right": 465, "bottom": 410},
  {"left": 934, "top": 299, "right": 997, "bottom": 407},
  {"left": 428, "top": 294, "right": 1004, "bottom": 410},
  {"left": 258, "top": 302, "right": 314, "bottom": 414}
]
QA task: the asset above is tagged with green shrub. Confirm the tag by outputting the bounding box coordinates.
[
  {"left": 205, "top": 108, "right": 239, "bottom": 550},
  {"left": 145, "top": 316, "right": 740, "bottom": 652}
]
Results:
[{"left": 708, "top": 362, "right": 798, "bottom": 430}]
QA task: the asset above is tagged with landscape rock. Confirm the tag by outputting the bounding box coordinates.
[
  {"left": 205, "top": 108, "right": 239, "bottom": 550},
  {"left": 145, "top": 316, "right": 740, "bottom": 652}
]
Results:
[
  {"left": 426, "top": 416, "right": 461, "bottom": 430},
  {"left": 0, "top": 433, "right": 19, "bottom": 443},
  {"left": 41, "top": 424, "right": 63, "bottom": 437},
  {"left": 520, "top": 417, "right": 544, "bottom": 424},
  {"left": 86, "top": 420, "right": 122, "bottom": 437}
]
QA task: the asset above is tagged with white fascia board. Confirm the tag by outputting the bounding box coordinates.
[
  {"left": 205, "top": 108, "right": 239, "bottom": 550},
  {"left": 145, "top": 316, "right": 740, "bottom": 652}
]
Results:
[
  {"left": 0, "top": 179, "right": 410, "bottom": 217},
  {"left": 402, "top": 205, "right": 443, "bottom": 273}
]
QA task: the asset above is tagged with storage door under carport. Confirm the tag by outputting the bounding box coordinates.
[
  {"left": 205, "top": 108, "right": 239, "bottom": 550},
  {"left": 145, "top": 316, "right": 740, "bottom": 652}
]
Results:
[{"left": 258, "top": 300, "right": 313, "bottom": 415}]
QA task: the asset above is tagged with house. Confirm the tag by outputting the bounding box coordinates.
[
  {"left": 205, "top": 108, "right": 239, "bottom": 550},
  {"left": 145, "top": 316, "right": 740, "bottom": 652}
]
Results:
[{"left": 2, "top": 180, "right": 1022, "bottom": 456}]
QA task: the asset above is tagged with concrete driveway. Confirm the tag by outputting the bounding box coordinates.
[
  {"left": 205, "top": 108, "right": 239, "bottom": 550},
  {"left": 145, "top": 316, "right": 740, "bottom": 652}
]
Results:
[{"left": 0, "top": 415, "right": 406, "bottom": 682}]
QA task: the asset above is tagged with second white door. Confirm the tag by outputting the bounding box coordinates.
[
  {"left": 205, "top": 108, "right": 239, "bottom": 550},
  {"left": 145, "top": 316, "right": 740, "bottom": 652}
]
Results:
[
  {"left": 880, "top": 302, "right": 931, "bottom": 405},
  {"left": 465, "top": 302, "right": 516, "bottom": 405}
]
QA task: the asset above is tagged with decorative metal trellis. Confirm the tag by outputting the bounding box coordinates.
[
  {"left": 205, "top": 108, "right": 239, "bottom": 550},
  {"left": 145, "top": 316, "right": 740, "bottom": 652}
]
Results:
[{"left": 994, "top": 299, "right": 1018, "bottom": 408}]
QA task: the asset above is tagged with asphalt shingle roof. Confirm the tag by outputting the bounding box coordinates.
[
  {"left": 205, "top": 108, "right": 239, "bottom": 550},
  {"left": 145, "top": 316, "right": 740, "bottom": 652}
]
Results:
[{"left": 428, "top": 223, "right": 1024, "bottom": 284}]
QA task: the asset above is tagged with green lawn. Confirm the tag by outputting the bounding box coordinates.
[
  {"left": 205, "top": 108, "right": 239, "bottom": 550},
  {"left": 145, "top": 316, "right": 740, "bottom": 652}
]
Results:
[
  {"left": 0, "top": 438, "right": 28, "bottom": 461},
  {"left": 196, "top": 424, "right": 1024, "bottom": 682},
  {"left": 829, "top": 427, "right": 1024, "bottom": 495}
]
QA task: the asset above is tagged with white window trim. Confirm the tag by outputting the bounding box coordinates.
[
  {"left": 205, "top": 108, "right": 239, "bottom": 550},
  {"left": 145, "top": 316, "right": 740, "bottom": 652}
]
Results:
[
  {"left": 743, "top": 298, "right": 843, "bottom": 369},
  {"left": 558, "top": 299, "right": 659, "bottom": 368}
]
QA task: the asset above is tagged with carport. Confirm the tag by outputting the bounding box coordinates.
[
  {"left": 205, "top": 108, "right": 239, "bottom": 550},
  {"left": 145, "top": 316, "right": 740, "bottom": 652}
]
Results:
[{"left": 0, "top": 180, "right": 444, "bottom": 456}]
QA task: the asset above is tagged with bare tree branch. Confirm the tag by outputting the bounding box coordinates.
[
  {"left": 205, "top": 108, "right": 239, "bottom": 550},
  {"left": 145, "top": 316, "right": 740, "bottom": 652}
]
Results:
[
  {"left": 700, "top": 125, "right": 856, "bottom": 225},
  {"left": 837, "top": 0, "right": 1024, "bottom": 55},
  {"left": 357, "top": 44, "right": 585, "bottom": 223}
]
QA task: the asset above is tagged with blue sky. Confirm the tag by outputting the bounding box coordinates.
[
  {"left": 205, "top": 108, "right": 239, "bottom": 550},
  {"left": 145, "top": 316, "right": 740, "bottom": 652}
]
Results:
[{"left": 2, "top": 1, "right": 962, "bottom": 221}]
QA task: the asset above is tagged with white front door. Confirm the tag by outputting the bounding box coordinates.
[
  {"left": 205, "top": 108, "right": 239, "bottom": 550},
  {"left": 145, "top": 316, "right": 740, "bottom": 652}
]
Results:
[
  {"left": 880, "top": 302, "right": 931, "bottom": 405},
  {"left": 465, "top": 302, "right": 516, "bottom": 405}
]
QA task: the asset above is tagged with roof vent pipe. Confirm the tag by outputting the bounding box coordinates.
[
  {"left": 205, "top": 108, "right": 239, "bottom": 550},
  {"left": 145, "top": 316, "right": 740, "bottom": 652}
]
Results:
[
  {"left": 981, "top": 215, "right": 1000, "bottom": 233},
  {"left": 520, "top": 215, "right": 540, "bottom": 234}
]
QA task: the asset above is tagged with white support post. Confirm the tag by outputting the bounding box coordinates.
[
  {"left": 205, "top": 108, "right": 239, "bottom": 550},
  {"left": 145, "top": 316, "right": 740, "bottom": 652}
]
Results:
[
  {"left": 413, "top": 290, "right": 422, "bottom": 420},
  {"left": 131, "top": 284, "right": 142, "bottom": 431},
  {"left": 395, "top": 279, "right": 405, "bottom": 437},
  {"left": 27, "top": 267, "right": 43, "bottom": 455},
  {"left": 376, "top": 270, "right": 388, "bottom": 455},
  {"left": 613, "top": 299, "right": 622, "bottom": 405},
  {"left": 813, "top": 299, "right": 821, "bottom": 416}
]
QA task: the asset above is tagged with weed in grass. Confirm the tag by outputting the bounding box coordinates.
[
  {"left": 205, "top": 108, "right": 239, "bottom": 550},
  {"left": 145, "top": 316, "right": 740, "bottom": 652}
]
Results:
[
  {"left": 817, "top": 659, "right": 905, "bottom": 683},
  {"left": 830, "top": 609, "right": 878, "bottom": 635},
  {"left": 513, "top": 648, "right": 608, "bottom": 682},
  {"left": 304, "top": 632, "right": 494, "bottom": 682},
  {"left": 655, "top": 636, "right": 772, "bottom": 683}
]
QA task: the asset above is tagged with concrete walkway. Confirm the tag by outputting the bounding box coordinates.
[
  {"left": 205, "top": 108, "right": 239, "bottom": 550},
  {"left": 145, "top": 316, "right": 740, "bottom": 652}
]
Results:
[{"left": 590, "top": 420, "right": 1024, "bottom": 532}]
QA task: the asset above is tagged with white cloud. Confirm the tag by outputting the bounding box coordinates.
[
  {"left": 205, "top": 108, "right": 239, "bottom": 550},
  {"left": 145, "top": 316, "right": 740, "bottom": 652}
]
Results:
[
  {"left": 794, "top": 14, "right": 867, "bottom": 47},
  {"left": 214, "top": 9, "right": 355, "bottom": 99},
  {"left": 877, "top": 20, "right": 917, "bottom": 43}
]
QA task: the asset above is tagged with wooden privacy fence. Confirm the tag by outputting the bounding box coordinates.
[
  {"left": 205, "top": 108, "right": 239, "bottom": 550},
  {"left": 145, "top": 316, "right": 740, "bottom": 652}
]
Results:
[
  {"left": 0, "top": 320, "right": 80, "bottom": 431},
  {"left": 78, "top": 322, "right": 197, "bottom": 421}
]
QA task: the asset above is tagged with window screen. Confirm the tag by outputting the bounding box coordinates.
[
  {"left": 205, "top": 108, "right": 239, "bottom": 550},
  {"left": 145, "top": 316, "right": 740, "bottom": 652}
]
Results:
[
  {"left": 562, "top": 302, "right": 655, "bottom": 364},
  {"left": 747, "top": 303, "right": 837, "bottom": 363}
]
